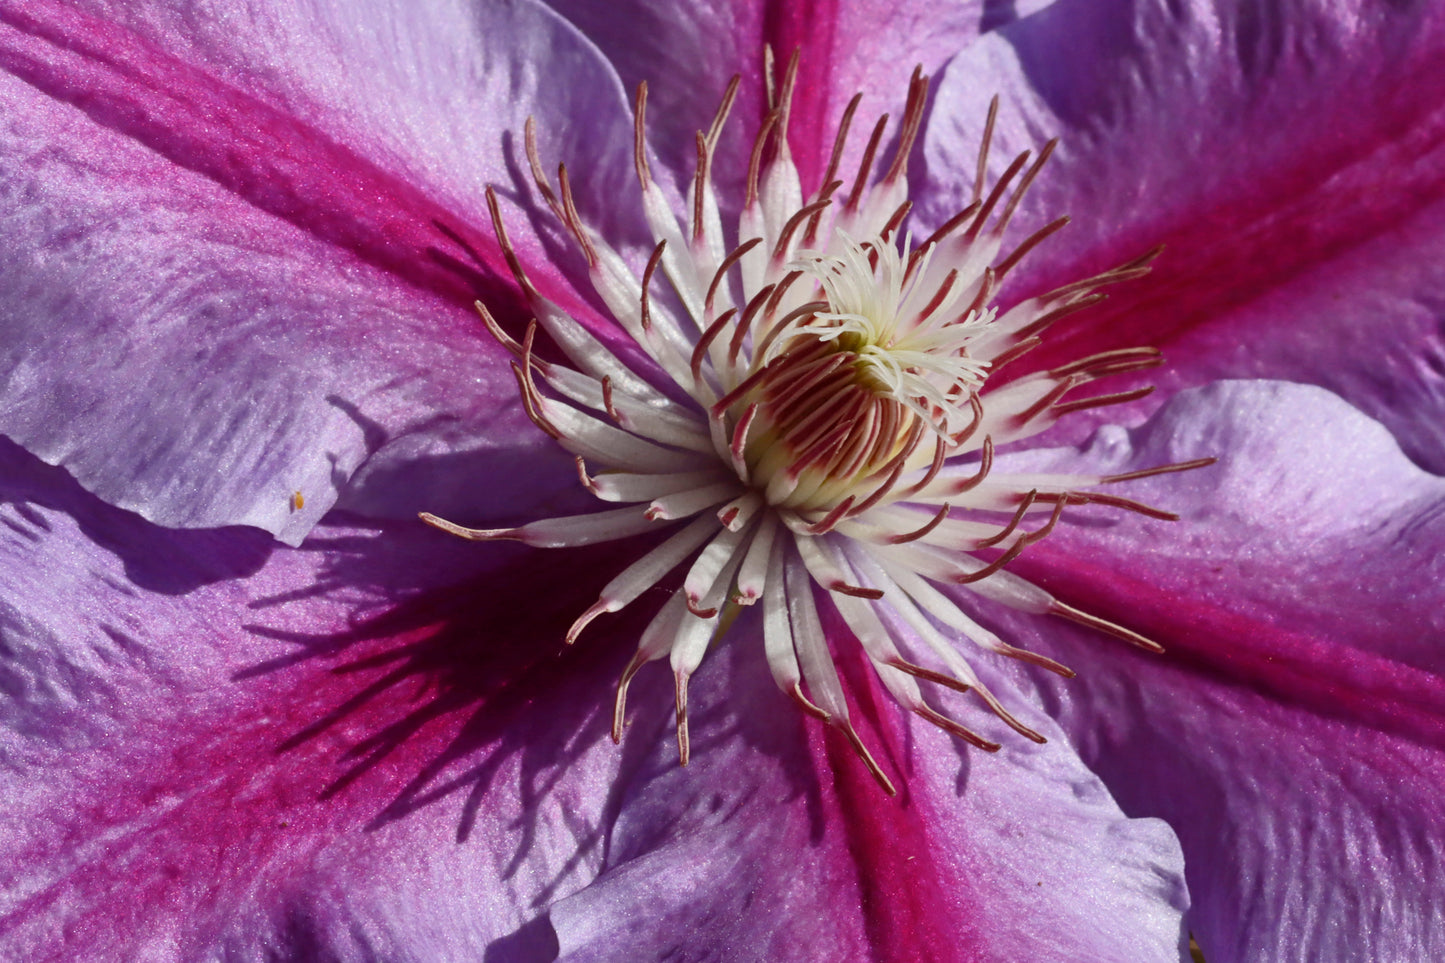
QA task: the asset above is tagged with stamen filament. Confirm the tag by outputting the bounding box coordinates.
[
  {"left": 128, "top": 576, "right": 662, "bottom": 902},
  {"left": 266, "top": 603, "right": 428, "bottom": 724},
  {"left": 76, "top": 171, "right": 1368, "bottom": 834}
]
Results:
[{"left": 423, "top": 55, "right": 1212, "bottom": 793}]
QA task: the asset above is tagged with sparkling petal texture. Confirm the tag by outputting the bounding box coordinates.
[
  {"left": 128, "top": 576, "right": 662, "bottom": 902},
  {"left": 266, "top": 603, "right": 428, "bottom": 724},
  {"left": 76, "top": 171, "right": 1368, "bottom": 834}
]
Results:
[
  {"left": 995, "top": 380, "right": 1445, "bottom": 962},
  {"left": 0, "top": 442, "right": 616, "bottom": 959},
  {"left": 545, "top": 0, "right": 1037, "bottom": 199},
  {"left": 549, "top": 629, "right": 1187, "bottom": 963},
  {"left": 0, "top": 0, "right": 642, "bottom": 543},
  {"left": 917, "top": 0, "right": 1445, "bottom": 471}
]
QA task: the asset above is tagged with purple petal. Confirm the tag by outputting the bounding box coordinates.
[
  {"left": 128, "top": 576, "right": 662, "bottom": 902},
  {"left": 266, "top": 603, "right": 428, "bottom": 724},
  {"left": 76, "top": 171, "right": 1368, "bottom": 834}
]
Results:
[
  {"left": 917, "top": 0, "right": 1445, "bottom": 470},
  {"left": 0, "top": 443, "right": 638, "bottom": 958},
  {"left": 993, "top": 380, "right": 1445, "bottom": 961},
  {"left": 550, "top": 617, "right": 1188, "bottom": 963},
  {"left": 0, "top": 0, "right": 642, "bottom": 541},
  {"left": 0, "top": 439, "right": 1187, "bottom": 961},
  {"left": 548, "top": 0, "right": 1030, "bottom": 197}
]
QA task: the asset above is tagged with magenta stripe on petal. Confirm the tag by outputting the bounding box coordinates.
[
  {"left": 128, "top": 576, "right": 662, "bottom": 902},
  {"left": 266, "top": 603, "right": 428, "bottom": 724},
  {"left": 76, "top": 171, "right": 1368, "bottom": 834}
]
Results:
[
  {"left": 0, "top": 1, "right": 537, "bottom": 323},
  {"left": 760, "top": 0, "right": 838, "bottom": 192},
  {"left": 2, "top": 528, "right": 638, "bottom": 957},
  {"left": 1032, "top": 104, "right": 1445, "bottom": 376},
  {"left": 825, "top": 648, "right": 982, "bottom": 963},
  {"left": 926, "top": 1, "right": 1445, "bottom": 380},
  {"left": 1018, "top": 544, "right": 1445, "bottom": 748}
]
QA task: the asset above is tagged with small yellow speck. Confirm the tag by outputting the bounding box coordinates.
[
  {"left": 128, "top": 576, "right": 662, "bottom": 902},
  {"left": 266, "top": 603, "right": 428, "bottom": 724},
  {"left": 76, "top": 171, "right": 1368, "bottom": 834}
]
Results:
[{"left": 290, "top": 491, "right": 304, "bottom": 512}]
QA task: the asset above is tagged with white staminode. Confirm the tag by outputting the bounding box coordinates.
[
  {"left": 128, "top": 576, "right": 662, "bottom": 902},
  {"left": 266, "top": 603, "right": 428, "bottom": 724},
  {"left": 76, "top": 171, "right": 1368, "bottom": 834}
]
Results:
[
  {"left": 788, "top": 233, "right": 994, "bottom": 440},
  {"left": 422, "top": 53, "right": 1212, "bottom": 795}
]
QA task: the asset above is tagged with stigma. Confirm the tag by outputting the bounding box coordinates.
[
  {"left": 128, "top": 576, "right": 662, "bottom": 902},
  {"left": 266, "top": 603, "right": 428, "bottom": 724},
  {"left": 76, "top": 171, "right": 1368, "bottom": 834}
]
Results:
[{"left": 422, "top": 52, "right": 1212, "bottom": 795}]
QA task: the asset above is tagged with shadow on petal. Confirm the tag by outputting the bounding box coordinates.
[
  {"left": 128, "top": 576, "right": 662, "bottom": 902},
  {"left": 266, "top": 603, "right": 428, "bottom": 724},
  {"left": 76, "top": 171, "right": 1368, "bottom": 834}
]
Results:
[
  {"left": 0, "top": 436, "right": 273, "bottom": 592},
  {"left": 234, "top": 527, "right": 706, "bottom": 903}
]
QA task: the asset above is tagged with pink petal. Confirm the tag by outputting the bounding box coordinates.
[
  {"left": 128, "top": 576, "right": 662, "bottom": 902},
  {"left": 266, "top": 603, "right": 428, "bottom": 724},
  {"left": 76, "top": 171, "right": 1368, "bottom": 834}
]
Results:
[
  {"left": 550, "top": 614, "right": 1188, "bottom": 963},
  {"left": 918, "top": 0, "right": 1445, "bottom": 469},
  {"left": 0, "top": 443, "right": 638, "bottom": 957},
  {"left": 549, "top": 0, "right": 1035, "bottom": 198},
  {"left": 995, "top": 380, "right": 1445, "bottom": 960},
  {"left": 0, "top": 0, "right": 641, "bottom": 541}
]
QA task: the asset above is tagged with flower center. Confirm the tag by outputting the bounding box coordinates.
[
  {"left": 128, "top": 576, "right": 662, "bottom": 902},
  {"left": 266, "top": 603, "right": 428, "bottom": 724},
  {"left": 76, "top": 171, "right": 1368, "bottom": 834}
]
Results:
[
  {"left": 421, "top": 51, "right": 1213, "bottom": 795},
  {"left": 731, "top": 232, "right": 995, "bottom": 513}
]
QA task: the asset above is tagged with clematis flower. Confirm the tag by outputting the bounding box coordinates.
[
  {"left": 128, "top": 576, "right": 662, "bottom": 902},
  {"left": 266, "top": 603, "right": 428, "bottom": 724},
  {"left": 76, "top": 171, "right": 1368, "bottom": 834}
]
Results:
[{"left": 0, "top": 3, "right": 1442, "bottom": 963}]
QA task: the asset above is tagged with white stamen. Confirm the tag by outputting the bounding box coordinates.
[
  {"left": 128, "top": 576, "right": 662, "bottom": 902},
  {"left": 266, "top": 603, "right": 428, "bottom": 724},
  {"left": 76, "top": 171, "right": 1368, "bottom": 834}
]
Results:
[{"left": 424, "top": 54, "right": 1213, "bottom": 794}]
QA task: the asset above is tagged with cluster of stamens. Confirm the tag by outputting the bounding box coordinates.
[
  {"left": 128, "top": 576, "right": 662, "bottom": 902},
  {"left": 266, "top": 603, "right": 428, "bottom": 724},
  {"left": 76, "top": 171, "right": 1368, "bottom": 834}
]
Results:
[{"left": 423, "top": 52, "right": 1212, "bottom": 794}]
